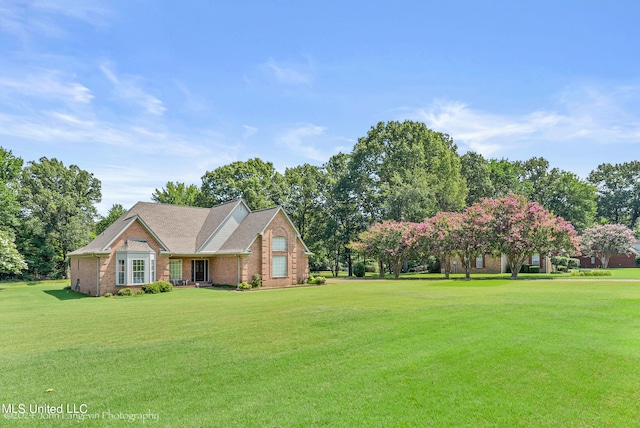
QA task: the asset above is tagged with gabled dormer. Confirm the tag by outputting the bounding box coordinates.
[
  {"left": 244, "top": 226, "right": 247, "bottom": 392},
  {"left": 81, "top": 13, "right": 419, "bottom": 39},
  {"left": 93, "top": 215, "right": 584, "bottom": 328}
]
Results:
[{"left": 197, "top": 199, "right": 251, "bottom": 253}]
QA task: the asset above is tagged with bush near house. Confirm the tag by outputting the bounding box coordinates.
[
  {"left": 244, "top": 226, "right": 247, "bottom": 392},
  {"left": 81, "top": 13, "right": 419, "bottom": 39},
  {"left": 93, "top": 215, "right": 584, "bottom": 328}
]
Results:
[
  {"left": 117, "top": 288, "right": 134, "bottom": 296},
  {"left": 354, "top": 262, "right": 366, "bottom": 278}
]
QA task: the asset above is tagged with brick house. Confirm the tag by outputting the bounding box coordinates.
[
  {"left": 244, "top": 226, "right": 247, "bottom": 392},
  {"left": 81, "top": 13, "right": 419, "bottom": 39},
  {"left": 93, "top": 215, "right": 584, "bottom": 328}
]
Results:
[
  {"left": 447, "top": 253, "right": 551, "bottom": 274},
  {"left": 69, "top": 200, "right": 312, "bottom": 296},
  {"left": 578, "top": 240, "right": 640, "bottom": 269}
]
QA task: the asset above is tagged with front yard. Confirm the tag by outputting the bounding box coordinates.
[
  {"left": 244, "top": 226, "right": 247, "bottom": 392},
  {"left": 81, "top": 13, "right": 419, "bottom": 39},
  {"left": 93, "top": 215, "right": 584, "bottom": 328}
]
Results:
[{"left": 1, "top": 275, "right": 639, "bottom": 426}]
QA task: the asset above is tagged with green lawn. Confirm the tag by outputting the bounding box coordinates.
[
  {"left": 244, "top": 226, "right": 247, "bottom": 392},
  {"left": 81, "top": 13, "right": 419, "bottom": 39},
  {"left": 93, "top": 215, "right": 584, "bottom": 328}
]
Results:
[{"left": 1, "top": 276, "right": 640, "bottom": 426}]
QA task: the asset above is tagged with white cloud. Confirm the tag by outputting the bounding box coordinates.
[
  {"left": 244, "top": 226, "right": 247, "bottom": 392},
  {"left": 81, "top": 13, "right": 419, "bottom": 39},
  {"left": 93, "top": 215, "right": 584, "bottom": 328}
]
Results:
[
  {"left": 276, "top": 124, "right": 345, "bottom": 162},
  {"left": 400, "top": 83, "right": 640, "bottom": 157},
  {"left": 100, "top": 64, "right": 166, "bottom": 116},
  {"left": 0, "top": 0, "right": 111, "bottom": 40},
  {"left": 0, "top": 71, "right": 94, "bottom": 104},
  {"left": 258, "top": 57, "right": 315, "bottom": 86}
]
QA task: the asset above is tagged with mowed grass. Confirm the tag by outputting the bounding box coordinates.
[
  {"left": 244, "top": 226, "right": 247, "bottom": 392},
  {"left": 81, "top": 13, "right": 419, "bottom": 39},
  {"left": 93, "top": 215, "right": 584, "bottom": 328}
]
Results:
[{"left": 1, "top": 277, "right": 640, "bottom": 426}]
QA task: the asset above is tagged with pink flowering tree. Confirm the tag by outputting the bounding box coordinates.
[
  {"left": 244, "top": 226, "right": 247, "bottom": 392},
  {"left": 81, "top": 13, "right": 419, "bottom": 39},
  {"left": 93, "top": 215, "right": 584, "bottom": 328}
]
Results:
[
  {"left": 351, "top": 220, "right": 415, "bottom": 278},
  {"left": 580, "top": 224, "right": 636, "bottom": 268},
  {"left": 414, "top": 212, "right": 461, "bottom": 278},
  {"left": 452, "top": 206, "right": 492, "bottom": 279},
  {"left": 475, "top": 195, "right": 579, "bottom": 279}
]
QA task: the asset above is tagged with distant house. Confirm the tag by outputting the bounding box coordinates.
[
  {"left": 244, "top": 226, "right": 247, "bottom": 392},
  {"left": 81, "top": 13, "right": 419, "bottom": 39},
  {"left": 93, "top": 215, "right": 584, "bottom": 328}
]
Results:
[
  {"left": 69, "top": 200, "right": 312, "bottom": 296},
  {"left": 578, "top": 240, "right": 640, "bottom": 269},
  {"left": 446, "top": 253, "right": 550, "bottom": 274}
]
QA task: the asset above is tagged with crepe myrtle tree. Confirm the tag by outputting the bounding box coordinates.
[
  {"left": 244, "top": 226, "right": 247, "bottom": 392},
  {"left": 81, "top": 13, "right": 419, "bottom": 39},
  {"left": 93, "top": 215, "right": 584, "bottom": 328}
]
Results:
[
  {"left": 414, "top": 212, "right": 462, "bottom": 279},
  {"left": 580, "top": 224, "right": 636, "bottom": 269},
  {"left": 0, "top": 230, "right": 27, "bottom": 275},
  {"left": 453, "top": 205, "right": 493, "bottom": 279},
  {"left": 351, "top": 220, "right": 415, "bottom": 278},
  {"left": 475, "top": 195, "right": 579, "bottom": 279}
]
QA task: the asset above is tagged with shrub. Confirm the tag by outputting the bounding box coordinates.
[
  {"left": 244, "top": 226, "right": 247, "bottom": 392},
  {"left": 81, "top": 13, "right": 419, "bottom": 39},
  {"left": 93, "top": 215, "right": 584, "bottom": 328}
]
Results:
[
  {"left": 117, "top": 288, "right": 133, "bottom": 296},
  {"left": 635, "top": 255, "right": 640, "bottom": 266},
  {"left": 568, "top": 258, "right": 580, "bottom": 269},
  {"left": 308, "top": 274, "right": 315, "bottom": 284},
  {"left": 155, "top": 281, "right": 173, "bottom": 293},
  {"left": 63, "top": 285, "right": 71, "bottom": 290},
  {"left": 312, "top": 276, "right": 326, "bottom": 284},
  {"left": 135, "top": 289, "right": 145, "bottom": 296},
  {"left": 142, "top": 282, "right": 161, "bottom": 294},
  {"left": 552, "top": 256, "right": 569, "bottom": 267},
  {"left": 427, "top": 256, "right": 441, "bottom": 274},
  {"left": 353, "top": 262, "right": 366, "bottom": 278},
  {"left": 570, "top": 270, "right": 612, "bottom": 277},
  {"left": 529, "top": 266, "right": 540, "bottom": 273},
  {"left": 555, "top": 265, "right": 567, "bottom": 273},
  {"left": 251, "top": 274, "right": 262, "bottom": 288},
  {"left": 237, "top": 282, "right": 251, "bottom": 290},
  {"left": 104, "top": 293, "right": 113, "bottom": 298}
]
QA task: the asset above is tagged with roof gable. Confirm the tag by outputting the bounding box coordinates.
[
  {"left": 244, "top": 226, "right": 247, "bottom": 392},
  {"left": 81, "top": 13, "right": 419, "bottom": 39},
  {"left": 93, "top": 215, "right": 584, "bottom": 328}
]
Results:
[{"left": 70, "top": 199, "right": 312, "bottom": 257}]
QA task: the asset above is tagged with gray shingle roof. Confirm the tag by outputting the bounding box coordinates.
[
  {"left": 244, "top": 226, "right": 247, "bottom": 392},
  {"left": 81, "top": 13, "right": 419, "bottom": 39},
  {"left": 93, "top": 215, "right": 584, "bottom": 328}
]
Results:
[{"left": 69, "top": 200, "right": 304, "bottom": 257}]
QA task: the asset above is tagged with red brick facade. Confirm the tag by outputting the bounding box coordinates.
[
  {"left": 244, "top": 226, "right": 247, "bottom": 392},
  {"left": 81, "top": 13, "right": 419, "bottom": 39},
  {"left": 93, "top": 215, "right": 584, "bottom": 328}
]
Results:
[{"left": 70, "top": 208, "right": 309, "bottom": 295}]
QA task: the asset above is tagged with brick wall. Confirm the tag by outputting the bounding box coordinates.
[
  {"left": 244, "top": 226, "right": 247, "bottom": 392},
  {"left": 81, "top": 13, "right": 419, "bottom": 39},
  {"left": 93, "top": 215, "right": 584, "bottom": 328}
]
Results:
[{"left": 70, "top": 219, "right": 165, "bottom": 296}]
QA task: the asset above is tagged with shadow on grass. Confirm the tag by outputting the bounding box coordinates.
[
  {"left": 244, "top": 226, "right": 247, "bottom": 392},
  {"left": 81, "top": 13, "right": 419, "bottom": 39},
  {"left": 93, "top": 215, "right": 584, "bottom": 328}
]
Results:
[{"left": 44, "top": 289, "right": 93, "bottom": 301}]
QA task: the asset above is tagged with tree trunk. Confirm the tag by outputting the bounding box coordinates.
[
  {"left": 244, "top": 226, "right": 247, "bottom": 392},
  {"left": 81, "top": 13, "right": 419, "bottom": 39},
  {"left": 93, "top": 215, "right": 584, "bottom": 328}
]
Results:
[{"left": 378, "top": 259, "right": 385, "bottom": 278}]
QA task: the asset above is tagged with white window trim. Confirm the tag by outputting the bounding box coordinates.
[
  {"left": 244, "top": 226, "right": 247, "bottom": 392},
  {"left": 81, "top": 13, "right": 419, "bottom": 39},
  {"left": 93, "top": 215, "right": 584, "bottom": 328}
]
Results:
[
  {"left": 169, "top": 259, "right": 183, "bottom": 281},
  {"left": 272, "top": 236, "right": 287, "bottom": 252},
  {"left": 272, "top": 255, "right": 287, "bottom": 278}
]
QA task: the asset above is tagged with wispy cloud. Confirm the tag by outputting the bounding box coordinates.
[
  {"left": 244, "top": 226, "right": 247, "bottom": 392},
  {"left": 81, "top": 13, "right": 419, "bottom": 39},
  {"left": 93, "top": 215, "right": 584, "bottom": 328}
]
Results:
[
  {"left": 100, "top": 64, "right": 166, "bottom": 116},
  {"left": 0, "top": 0, "right": 111, "bottom": 40},
  {"left": 275, "top": 124, "right": 346, "bottom": 162},
  {"left": 0, "top": 71, "right": 94, "bottom": 104},
  {"left": 257, "top": 57, "right": 315, "bottom": 86},
  {"left": 400, "top": 83, "right": 640, "bottom": 157}
]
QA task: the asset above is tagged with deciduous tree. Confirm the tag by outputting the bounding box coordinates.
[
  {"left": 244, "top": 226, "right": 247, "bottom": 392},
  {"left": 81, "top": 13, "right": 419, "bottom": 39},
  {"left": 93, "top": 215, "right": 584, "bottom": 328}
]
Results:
[
  {"left": 19, "top": 157, "right": 101, "bottom": 278},
  {"left": 198, "top": 158, "right": 284, "bottom": 210},
  {"left": 152, "top": 182, "right": 201, "bottom": 206},
  {"left": 0, "top": 230, "right": 27, "bottom": 275},
  {"left": 475, "top": 195, "right": 579, "bottom": 279},
  {"left": 580, "top": 224, "right": 636, "bottom": 269}
]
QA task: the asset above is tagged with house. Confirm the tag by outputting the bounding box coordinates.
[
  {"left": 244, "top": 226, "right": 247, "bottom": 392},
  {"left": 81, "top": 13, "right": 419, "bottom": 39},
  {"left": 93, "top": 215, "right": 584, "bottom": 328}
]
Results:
[
  {"left": 446, "top": 253, "right": 551, "bottom": 274},
  {"left": 69, "top": 200, "right": 312, "bottom": 296},
  {"left": 578, "top": 240, "right": 640, "bottom": 269}
]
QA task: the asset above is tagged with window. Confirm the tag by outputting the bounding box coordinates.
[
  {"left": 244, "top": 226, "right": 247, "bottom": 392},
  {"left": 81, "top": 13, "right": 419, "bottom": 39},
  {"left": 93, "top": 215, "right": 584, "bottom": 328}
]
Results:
[
  {"left": 272, "top": 236, "right": 287, "bottom": 251},
  {"left": 272, "top": 256, "right": 287, "bottom": 277},
  {"left": 117, "top": 259, "right": 125, "bottom": 285},
  {"left": 132, "top": 259, "right": 145, "bottom": 284},
  {"left": 475, "top": 256, "right": 484, "bottom": 269},
  {"left": 531, "top": 253, "right": 540, "bottom": 267},
  {"left": 169, "top": 260, "right": 182, "bottom": 280}
]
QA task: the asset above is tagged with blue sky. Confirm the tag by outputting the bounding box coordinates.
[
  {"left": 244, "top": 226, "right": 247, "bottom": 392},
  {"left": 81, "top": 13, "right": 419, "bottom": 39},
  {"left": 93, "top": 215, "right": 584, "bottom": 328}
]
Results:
[{"left": 1, "top": 0, "right": 639, "bottom": 215}]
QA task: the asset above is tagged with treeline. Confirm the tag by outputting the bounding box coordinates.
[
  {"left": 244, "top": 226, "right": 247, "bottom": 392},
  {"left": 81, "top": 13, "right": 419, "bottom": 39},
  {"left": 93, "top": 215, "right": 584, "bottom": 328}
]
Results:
[
  {"left": 1, "top": 120, "right": 639, "bottom": 279},
  {"left": 149, "top": 121, "right": 640, "bottom": 275}
]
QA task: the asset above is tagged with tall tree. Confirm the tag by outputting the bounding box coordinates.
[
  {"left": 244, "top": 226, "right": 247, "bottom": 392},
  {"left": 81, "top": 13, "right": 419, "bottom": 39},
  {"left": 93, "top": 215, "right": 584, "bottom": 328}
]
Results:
[
  {"left": 589, "top": 162, "right": 640, "bottom": 228},
  {"left": 511, "top": 157, "right": 597, "bottom": 231},
  {"left": 460, "top": 151, "right": 494, "bottom": 205},
  {"left": 198, "top": 158, "right": 284, "bottom": 210},
  {"left": 580, "top": 224, "right": 636, "bottom": 269},
  {"left": 94, "top": 204, "right": 127, "bottom": 235},
  {"left": 488, "top": 158, "right": 524, "bottom": 198},
  {"left": 282, "top": 164, "right": 325, "bottom": 242},
  {"left": 322, "top": 153, "right": 365, "bottom": 276},
  {"left": 0, "top": 147, "right": 23, "bottom": 233},
  {"left": 19, "top": 157, "right": 101, "bottom": 279},
  {"left": 535, "top": 168, "right": 597, "bottom": 231},
  {"left": 350, "top": 120, "right": 467, "bottom": 222},
  {"left": 152, "top": 182, "right": 201, "bottom": 206}
]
